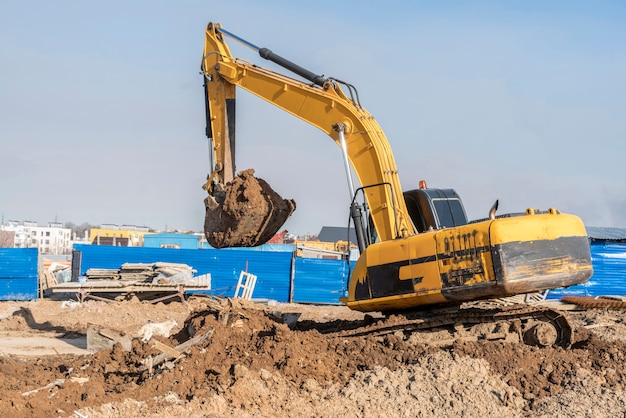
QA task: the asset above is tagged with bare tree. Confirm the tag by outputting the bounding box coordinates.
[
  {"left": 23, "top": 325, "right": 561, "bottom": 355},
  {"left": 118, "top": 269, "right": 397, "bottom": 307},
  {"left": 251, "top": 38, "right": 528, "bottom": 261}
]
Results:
[
  {"left": 0, "top": 231, "right": 15, "bottom": 248},
  {"left": 64, "top": 222, "right": 95, "bottom": 239}
]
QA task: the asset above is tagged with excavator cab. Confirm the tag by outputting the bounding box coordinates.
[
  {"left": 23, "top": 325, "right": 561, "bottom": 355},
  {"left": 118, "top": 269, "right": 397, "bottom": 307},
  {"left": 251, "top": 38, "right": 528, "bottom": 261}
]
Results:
[
  {"left": 403, "top": 187, "right": 468, "bottom": 233},
  {"left": 356, "top": 183, "right": 468, "bottom": 251}
]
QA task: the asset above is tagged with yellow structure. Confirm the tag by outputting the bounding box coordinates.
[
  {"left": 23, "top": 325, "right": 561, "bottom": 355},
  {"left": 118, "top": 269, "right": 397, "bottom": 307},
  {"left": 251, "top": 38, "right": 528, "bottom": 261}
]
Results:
[
  {"left": 89, "top": 225, "right": 154, "bottom": 247},
  {"left": 294, "top": 239, "right": 358, "bottom": 260}
]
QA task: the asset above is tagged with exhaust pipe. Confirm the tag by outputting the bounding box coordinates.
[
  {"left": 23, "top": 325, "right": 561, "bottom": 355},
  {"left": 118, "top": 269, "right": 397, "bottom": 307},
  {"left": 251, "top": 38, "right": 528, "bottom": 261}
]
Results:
[{"left": 489, "top": 200, "right": 499, "bottom": 220}]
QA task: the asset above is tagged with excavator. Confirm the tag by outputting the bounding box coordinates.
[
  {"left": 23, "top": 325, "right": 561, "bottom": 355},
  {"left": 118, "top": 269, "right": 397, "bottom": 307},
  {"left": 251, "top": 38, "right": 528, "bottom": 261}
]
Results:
[{"left": 201, "top": 22, "right": 593, "bottom": 347}]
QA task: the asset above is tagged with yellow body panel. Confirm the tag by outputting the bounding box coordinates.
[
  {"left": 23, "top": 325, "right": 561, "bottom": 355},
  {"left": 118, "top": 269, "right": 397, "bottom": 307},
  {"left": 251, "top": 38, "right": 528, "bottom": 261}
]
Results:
[
  {"left": 489, "top": 208, "right": 586, "bottom": 244},
  {"left": 435, "top": 223, "right": 495, "bottom": 287},
  {"left": 343, "top": 211, "right": 592, "bottom": 312}
]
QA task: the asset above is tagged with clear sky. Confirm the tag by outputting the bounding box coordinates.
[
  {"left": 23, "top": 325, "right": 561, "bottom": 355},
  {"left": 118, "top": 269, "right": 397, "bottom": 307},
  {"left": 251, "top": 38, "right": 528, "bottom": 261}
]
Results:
[{"left": 1, "top": 1, "right": 625, "bottom": 235}]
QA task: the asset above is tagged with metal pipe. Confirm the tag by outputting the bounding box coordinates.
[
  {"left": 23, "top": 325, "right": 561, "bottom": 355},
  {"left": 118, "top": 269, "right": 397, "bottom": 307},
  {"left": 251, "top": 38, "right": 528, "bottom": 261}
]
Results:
[
  {"left": 336, "top": 124, "right": 356, "bottom": 200},
  {"left": 489, "top": 199, "right": 499, "bottom": 220},
  {"left": 216, "top": 26, "right": 261, "bottom": 51}
]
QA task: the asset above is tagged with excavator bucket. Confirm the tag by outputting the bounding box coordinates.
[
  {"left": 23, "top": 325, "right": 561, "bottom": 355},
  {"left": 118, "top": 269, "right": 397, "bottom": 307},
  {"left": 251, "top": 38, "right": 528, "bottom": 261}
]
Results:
[{"left": 204, "top": 169, "right": 296, "bottom": 248}]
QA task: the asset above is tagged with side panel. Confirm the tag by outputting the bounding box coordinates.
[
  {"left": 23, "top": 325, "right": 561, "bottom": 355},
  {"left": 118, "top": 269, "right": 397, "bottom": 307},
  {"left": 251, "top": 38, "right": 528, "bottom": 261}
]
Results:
[
  {"left": 346, "top": 232, "right": 447, "bottom": 311},
  {"left": 437, "top": 223, "right": 495, "bottom": 290}
]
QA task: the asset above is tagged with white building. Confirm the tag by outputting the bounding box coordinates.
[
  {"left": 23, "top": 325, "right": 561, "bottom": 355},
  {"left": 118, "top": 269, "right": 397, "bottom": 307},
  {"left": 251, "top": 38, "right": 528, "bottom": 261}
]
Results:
[{"left": 1, "top": 220, "right": 72, "bottom": 254}]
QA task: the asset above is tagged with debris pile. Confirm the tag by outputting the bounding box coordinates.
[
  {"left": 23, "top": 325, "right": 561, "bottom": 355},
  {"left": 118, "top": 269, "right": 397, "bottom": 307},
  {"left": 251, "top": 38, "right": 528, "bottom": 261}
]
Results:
[{"left": 84, "top": 262, "right": 197, "bottom": 285}]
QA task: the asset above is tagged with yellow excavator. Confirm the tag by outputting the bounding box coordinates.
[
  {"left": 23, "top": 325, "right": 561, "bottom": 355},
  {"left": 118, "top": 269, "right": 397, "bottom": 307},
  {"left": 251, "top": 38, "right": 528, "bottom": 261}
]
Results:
[{"left": 201, "top": 22, "right": 593, "bottom": 345}]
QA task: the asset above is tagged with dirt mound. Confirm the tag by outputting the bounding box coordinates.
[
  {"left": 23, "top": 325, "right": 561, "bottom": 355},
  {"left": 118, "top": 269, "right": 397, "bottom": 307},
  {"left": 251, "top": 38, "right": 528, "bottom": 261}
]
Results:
[
  {"left": 1, "top": 299, "right": 626, "bottom": 417},
  {"left": 204, "top": 169, "right": 296, "bottom": 248}
]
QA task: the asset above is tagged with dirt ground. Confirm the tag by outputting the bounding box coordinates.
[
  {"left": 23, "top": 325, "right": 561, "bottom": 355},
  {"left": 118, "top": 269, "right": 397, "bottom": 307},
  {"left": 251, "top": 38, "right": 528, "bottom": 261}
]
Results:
[{"left": 1, "top": 295, "right": 626, "bottom": 418}]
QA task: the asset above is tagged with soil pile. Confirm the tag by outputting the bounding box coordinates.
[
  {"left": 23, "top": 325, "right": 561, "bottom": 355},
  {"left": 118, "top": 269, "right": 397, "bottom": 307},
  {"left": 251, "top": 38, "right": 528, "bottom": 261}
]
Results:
[{"left": 0, "top": 298, "right": 625, "bottom": 417}]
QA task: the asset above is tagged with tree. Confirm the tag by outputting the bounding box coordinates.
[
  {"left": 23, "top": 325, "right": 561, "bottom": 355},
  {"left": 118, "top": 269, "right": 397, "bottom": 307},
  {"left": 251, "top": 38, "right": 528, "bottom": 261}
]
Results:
[
  {"left": 64, "top": 222, "right": 96, "bottom": 240},
  {"left": 0, "top": 231, "right": 15, "bottom": 248}
]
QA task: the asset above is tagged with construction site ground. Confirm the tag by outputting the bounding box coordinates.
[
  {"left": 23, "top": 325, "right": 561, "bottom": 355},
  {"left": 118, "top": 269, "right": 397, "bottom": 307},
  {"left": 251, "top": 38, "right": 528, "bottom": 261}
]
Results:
[{"left": 1, "top": 296, "right": 626, "bottom": 417}]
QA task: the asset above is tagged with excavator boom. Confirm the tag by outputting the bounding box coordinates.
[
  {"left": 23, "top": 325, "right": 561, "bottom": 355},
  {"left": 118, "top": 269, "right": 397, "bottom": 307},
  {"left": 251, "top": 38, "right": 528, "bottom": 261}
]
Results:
[{"left": 202, "top": 23, "right": 415, "bottom": 247}]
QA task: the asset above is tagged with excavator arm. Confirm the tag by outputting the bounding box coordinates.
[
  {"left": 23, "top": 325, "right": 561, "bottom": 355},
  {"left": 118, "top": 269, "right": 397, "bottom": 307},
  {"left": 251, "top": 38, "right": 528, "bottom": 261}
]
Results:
[
  {"left": 202, "top": 25, "right": 236, "bottom": 189},
  {"left": 201, "top": 22, "right": 415, "bottom": 247}
]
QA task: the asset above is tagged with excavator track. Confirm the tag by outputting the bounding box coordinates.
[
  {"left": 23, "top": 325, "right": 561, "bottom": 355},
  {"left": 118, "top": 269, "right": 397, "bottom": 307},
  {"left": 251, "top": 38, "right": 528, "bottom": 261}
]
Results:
[{"left": 332, "top": 304, "right": 573, "bottom": 348}]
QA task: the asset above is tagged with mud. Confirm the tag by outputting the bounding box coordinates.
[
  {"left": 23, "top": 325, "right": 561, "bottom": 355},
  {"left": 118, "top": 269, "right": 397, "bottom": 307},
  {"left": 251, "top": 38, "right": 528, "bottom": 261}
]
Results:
[
  {"left": 204, "top": 169, "right": 296, "bottom": 248},
  {"left": 1, "top": 298, "right": 626, "bottom": 417}
]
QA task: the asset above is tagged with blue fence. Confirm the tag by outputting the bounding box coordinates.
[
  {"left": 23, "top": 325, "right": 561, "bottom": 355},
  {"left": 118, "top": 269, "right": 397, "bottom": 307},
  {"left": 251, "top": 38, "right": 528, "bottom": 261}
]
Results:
[
  {"left": 0, "top": 248, "right": 39, "bottom": 300},
  {"left": 292, "top": 258, "right": 352, "bottom": 304},
  {"left": 73, "top": 244, "right": 295, "bottom": 302},
  {"left": 547, "top": 241, "right": 626, "bottom": 299},
  {"left": 73, "top": 244, "right": 351, "bottom": 304}
]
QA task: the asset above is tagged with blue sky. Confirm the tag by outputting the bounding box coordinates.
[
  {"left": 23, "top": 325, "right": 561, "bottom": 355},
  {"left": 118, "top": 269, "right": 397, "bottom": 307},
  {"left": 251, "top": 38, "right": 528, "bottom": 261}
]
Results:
[{"left": 1, "top": 1, "right": 625, "bottom": 235}]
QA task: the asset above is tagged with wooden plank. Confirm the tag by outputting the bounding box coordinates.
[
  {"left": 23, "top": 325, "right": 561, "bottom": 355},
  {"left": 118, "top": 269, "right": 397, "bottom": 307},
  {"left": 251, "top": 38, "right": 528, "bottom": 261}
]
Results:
[
  {"left": 151, "top": 340, "right": 183, "bottom": 359},
  {"left": 140, "top": 328, "right": 214, "bottom": 372},
  {"left": 87, "top": 324, "right": 132, "bottom": 352},
  {"left": 50, "top": 284, "right": 210, "bottom": 294}
]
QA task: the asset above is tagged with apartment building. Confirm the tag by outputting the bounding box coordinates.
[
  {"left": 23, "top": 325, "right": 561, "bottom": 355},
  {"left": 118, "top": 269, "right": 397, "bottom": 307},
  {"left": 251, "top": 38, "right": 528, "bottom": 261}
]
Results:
[{"left": 1, "top": 221, "right": 72, "bottom": 254}]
